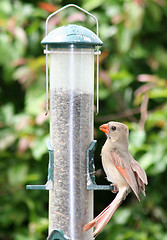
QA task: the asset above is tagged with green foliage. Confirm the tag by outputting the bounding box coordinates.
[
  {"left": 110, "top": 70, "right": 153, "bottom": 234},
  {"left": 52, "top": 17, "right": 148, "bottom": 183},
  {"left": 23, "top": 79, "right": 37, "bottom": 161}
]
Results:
[{"left": 0, "top": 0, "right": 167, "bottom": 239}]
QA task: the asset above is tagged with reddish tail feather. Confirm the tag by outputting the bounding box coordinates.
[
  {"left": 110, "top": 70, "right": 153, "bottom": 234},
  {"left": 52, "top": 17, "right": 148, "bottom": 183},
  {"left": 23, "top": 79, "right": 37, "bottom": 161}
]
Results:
[{"left": 83, "top": 188, "right": 127, "bottom": 238}]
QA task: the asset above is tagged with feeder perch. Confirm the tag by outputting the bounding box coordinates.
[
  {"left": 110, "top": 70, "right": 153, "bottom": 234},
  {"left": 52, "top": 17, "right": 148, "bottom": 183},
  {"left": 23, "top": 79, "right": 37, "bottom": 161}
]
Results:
[
  {"left": 86, "top": 140, "right": 113, "bottom": 191},
  {"left": 26, "top": 141, "right": 53, "bottom": 190}
]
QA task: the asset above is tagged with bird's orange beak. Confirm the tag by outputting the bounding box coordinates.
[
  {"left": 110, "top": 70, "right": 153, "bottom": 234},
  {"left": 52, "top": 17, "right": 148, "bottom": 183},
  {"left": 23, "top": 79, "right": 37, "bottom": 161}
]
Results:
[{"left": 99, "top": 124, "right": 109, "bottom": 134}]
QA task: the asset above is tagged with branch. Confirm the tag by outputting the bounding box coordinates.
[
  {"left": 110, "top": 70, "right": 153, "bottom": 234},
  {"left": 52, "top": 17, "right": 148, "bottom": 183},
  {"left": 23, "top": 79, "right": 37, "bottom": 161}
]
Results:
[{"left": 95, "top": 108, "right": 140, "bottom": 122}]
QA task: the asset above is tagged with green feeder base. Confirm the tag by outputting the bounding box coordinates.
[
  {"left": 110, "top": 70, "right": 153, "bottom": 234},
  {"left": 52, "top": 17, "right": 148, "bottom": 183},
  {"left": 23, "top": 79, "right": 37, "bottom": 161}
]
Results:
[{"left": 47, "top": 230, "right": 71, "bottom": 240}]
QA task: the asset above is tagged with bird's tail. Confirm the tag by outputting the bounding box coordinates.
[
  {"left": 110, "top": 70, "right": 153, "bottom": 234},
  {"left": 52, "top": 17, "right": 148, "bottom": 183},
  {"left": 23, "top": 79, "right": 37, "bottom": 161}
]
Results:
[{"left": 83, "top": 188, "right": 127, "bottom": 238}]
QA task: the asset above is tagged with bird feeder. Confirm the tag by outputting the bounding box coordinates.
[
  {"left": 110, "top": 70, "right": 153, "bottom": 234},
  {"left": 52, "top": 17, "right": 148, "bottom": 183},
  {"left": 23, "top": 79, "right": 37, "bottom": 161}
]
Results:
[
  {"left": 42, "top": 5, "right": 103, "bottom": 240},
  {"left": 26, "top": 4, "right": 113, "bottom": 240}
]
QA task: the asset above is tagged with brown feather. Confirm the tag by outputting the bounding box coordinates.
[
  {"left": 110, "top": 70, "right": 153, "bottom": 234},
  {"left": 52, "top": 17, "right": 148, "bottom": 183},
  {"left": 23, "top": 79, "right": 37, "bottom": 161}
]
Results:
[
  {"left": 130, "top": 159, "right": 148, "bottom": 185},
  {"left": 110, "top": 152, "right": 140, "bottom": 201}
]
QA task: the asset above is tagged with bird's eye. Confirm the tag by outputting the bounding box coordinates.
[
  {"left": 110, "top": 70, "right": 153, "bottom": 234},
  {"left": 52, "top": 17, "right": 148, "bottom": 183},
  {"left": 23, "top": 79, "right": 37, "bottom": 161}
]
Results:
[{"left": 111, "top": 126, "right": 116, "bottom": 131}]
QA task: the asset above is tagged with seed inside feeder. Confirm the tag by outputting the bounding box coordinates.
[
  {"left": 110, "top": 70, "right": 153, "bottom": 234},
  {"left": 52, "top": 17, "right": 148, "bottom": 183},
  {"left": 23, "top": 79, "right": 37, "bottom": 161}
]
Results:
[{"left": 49, "top": 88, "right": 94, "bottom": 239}]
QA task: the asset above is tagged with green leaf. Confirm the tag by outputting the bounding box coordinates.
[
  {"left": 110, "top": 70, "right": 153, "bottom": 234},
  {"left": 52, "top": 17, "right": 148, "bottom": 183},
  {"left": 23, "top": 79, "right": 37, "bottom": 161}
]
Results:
[
  {"left": 153, "top": 47, "right": 167, "bottom": 68},
  {"left": 0, "top": 103, "right": 14, "bottom": 126},
  {"left": 8, "top": 164, "right": 28, "bottom": 186},
  {"left": 110, "top": 69, "right": 133, "bottom": 90},
  {"left": 31, "top": 135, "right": 49, "bottom": 160},
  {"left": 83, "top": 0, "right": 105, "bottom": 11},
  {"left": 99, "top": 87, "right": 111, "bottom": 100},
  {"left": 114, "top": 208, "right": 131, "bottom": 224},
  {"left": 25, "top": 86, "right": 45, "bottom": 115},
  {"left": 139, "top": 143, "right": 167, "bottom": 175},
  {"left": 0, "top": 130, "right": 16, "bottom": 150},
  {"left": 149, "top": 88, "right": 167, "bottom": 99},
  {"left": 117, "top": 27, "right": 133, "bottom": 53},
  {"left": 129, "top": 130, "right": 146, "bottom": 148}
]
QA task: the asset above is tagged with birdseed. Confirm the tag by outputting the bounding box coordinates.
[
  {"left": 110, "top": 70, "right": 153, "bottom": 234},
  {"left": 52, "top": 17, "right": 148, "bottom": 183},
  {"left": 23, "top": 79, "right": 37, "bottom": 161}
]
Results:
[{"left": 49, "top": 88, "right": 94, "bottom": 240}]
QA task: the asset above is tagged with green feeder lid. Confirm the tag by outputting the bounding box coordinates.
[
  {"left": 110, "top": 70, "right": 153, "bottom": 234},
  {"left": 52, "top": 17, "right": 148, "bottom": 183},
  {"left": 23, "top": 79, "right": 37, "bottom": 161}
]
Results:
[{"left": 41, "top": 24, "right": 103, "bottom": 47}]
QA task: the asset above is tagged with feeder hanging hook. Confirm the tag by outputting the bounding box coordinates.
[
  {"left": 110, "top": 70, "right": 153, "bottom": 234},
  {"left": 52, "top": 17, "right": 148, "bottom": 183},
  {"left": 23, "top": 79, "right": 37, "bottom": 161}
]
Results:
[{"left": 44, "top": 4, "right": 100, "bottom": 115}]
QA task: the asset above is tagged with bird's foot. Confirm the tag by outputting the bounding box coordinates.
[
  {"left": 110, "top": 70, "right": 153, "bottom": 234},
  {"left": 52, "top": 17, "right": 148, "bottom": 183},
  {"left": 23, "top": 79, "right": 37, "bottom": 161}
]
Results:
[{"left": 110, "top": 184, "right": 119, "bottom": 193}]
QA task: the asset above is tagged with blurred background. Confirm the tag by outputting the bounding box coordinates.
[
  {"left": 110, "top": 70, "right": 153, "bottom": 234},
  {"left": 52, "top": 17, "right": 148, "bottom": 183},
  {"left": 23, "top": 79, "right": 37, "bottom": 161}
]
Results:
[{"left": 0, "top": 0, "right": 167, "bottom": 239}]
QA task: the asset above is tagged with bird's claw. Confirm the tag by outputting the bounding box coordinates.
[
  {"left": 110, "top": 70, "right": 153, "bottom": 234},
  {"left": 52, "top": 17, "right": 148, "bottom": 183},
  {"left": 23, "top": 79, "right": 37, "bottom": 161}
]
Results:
[{"left": 110, "top": 184, "right": 119, "bottom": 193}]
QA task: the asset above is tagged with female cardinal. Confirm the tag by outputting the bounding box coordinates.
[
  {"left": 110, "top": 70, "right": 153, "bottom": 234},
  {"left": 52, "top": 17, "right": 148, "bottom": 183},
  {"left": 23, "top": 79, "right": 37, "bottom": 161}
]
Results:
[{"left": 83, "top": 121, "right": 148, "bottom": 238}]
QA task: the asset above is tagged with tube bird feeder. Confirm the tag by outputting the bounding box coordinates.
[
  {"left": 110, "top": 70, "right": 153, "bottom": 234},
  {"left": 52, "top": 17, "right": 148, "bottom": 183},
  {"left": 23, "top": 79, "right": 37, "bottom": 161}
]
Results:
[
  {"left": 27, "top": 4, "right": 103, "bottom": 240},
  {"left": 42, "top": 7, "right": 102, "bottom": 239},
  {"left": 42, "top": 6, "right": 102, "bottom": 240}
]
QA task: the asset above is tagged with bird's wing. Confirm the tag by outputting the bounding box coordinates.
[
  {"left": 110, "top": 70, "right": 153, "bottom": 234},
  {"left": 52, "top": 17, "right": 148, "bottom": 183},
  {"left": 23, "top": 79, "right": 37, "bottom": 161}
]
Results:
[
  {"left": 130, "top": 158, "right": 148, "bottom": 196},
  {"left": 130, "top": 158, "right": 148, "bottom": 185},
  {"left": 110, "top": 151, "right": 140, "bottom": 201}
]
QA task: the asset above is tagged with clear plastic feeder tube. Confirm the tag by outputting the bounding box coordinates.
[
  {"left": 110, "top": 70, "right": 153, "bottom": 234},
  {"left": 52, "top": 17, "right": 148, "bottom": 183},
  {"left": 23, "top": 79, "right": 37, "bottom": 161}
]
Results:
[{"left": 49, "top": 46, "right": 94, "bottom": 240}]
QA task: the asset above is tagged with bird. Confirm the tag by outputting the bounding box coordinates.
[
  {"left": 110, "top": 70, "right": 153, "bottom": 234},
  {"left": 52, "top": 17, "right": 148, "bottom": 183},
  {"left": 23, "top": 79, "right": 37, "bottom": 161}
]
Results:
[{"left": 83, "top": 121, "right": 148, "bottom": 238}]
